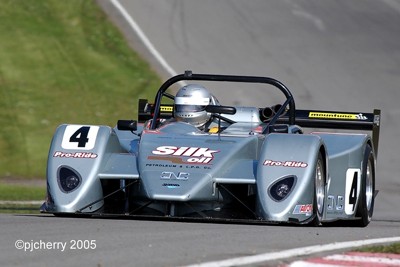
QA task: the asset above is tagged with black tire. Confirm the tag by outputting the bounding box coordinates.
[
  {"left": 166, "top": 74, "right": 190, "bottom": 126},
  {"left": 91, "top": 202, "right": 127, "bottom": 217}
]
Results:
[
  {"left": 311, "top": 152, "right": 325, "bottom": 226},
  {"left": 355, "top": 144, "right": 375, "bottom": 227}
]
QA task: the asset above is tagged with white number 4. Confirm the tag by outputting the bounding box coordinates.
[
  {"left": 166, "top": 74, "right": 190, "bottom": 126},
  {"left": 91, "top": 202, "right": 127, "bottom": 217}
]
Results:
[{"left": 345, "top": 168, "right": 360, "bottom": 215}]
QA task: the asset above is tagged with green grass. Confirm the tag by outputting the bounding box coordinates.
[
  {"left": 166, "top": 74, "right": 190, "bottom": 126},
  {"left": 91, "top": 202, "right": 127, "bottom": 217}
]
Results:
[
  {"left": 0, "top": 183, "right": 44, "bottom": 213},
  {"left": 0, "top": 0, "right": 161, "bottom": 179},
  {"left": 0, "top": 204, "right": 40, "bottom": 214},
  {"left": 356, "top": 243, "right": 400, "bottom": 254},
  {"left": 0, "top": 183, "right": 45, "bottom": 201}
]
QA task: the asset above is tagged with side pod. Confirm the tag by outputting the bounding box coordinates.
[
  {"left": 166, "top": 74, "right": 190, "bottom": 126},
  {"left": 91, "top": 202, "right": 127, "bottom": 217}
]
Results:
[
  {"left": 42, "top": 124, "right": 123, "bottom": 213},
  {"left": 256, "top": 133, "right": 325, "bottom": 223}
]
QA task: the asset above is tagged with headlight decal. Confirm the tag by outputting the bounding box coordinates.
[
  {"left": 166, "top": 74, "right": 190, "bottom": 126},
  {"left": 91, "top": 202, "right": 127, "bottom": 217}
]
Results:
[
  {"left": 57, "top": 166, "right": 82, "bottom": 193},
  {"left": 268, "top": 175, "right": 297, "bottom": 202}
]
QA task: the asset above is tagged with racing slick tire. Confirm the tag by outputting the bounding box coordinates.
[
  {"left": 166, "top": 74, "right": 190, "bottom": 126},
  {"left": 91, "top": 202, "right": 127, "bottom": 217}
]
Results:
[
  {"left": 355, "top": 144, "right": 375, "bottom": 227},
  {"left": 311, "top": 152, "right": 325, "bottom": 226}
]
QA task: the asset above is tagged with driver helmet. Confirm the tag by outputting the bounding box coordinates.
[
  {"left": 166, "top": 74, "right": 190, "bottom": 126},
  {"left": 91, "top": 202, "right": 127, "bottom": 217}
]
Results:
[{"left": 174, "top": 84, "right": 214, "bottom": 128}]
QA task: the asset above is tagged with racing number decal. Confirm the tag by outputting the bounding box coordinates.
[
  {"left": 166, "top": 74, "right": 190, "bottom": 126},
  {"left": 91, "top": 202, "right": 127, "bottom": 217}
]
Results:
[
  {"left": 348, "top": 173, "right": 358, "bottom": 209},
  {"left": 61, "top": 125, "right": 99, "bottom": 150},
  {"left": 345, "top": 168, "right": 361, "bottom": 215}
]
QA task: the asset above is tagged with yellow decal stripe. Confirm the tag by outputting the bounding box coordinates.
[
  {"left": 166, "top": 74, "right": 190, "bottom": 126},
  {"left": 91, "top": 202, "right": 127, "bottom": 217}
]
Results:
[
  {"left": 309, "top": 112, "right": 364, "bottom": 120},
  {"left": 160, "top": 106, "right": 173, "bottom": 112}
]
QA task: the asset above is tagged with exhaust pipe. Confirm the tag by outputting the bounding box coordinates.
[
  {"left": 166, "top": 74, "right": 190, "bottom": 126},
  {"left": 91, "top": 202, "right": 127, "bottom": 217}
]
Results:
[
  {"left": 271, "top": 104, "right": 282, "bottom": 114},
  {"left": 260, "top": 104, "right": 285, "bottom": 122},
  {"left": 260, "top": 107, "right": 274, "bottom": 122}
]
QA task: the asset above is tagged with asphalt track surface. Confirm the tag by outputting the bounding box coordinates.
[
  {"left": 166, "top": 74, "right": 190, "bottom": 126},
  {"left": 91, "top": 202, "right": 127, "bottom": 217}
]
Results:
[{"left": 2, "top": 1, "right": 400, "bottom": 266}]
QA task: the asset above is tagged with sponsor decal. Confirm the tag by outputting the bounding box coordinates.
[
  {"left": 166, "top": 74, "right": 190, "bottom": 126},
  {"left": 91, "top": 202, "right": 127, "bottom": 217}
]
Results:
[
  {"left": 374, "top": 114, "right": 380, "bottom": 126},
  {"left": 146, "top": 163, "right": 177, "bottom": 168},
  {"left": 162, "top": 183, "right": 180, "bottom": 188},
  {"left": 148, "top": 156, "right": 213, "bottom": 164},
  {"left": 293, "top": 204, "right": 313, "bottom": 215},
  {"left": 263, "top": 159, "right": 308, "bottom": 168},
  {"left": 150, "top": 146, "right": 219, "bottom": 164},
  {"left": 309, "top": 112, "right": 368, "bottom": 120},
  {"left": 327, "top": 195, "right": 344, "bottom": 211},
  {"left": 53, "top": 151, "right": 98, "bottom": 159},
  {"left": 160, "top": 106, "right": 173, "bottom": 112},
  {"left": 160, "top": 171, "right": 189, "bottom": 181}
]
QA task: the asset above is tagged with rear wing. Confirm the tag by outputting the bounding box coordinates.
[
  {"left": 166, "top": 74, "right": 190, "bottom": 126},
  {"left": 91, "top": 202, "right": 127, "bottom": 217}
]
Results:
[
  {"left": 278, "top": 109, "right": 381, "bottom": 157},
  {"left": 137, "top": 99, "right": 380, "bottom": 157}
]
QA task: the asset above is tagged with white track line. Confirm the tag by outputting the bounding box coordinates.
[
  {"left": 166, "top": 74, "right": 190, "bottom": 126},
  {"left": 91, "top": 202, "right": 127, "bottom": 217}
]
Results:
[
  {"left": 183, "top": 236, "right": 400, "bottom": 267},
  {"left": 110, "top": 0, "right": 178, "bottom": 78}
]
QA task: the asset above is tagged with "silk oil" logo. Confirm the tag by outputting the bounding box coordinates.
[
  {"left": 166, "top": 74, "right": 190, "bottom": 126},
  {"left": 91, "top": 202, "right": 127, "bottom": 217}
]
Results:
[{"left": 151, "top": 146, "right": 219, "bottom": 164}]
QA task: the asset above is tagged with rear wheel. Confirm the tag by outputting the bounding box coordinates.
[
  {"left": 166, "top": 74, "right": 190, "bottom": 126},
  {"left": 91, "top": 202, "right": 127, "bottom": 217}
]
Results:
[
  {"left": 312, "top": 152, "right": 325, "bottom": 226},
  {"left": 355, "top": 144, "right": 375, "bottom": 227}
]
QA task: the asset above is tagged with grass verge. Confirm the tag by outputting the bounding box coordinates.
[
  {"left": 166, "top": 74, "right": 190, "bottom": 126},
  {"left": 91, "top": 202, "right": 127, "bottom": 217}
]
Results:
[
  {"left": 0, "top": 0, "right": 160, "bottom": 178},
  {"left": 0, "top": 183, "right": 45, "bottom": 201},
  {"left": 0, "top": 204, "right": 40, "bottom": 214},
  {"left": 0, "top": 183, "right": 45, "bottom": 213},
  {"left": 356, "top": 243, "right": 400, "bottom": 254}
]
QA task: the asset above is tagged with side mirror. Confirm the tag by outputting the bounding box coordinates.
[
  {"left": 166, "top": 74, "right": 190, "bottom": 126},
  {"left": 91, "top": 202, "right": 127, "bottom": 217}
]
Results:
[{"left": 117, "top": 120, "right": 137, "bottom": 131}]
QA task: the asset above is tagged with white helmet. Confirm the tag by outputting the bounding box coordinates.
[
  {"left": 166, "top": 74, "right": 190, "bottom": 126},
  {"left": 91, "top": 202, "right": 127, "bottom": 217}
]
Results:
[{"left": 174, "top": 84, "right": 212, "bottom": 128}]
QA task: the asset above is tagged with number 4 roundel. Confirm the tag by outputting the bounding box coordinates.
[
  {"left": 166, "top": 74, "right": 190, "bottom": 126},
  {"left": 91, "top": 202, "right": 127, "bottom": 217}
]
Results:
[
  {"left": 345, "top": 168, "right": 361, "bottom": 215},
  {"left": 61, "top": 125, "right": 99, "bottom": 150}
]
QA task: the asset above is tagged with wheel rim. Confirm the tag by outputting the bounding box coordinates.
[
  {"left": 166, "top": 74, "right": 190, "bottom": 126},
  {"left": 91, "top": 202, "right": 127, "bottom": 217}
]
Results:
[
  {"left": 365, "top": 159, "right": 374, "bottom": 211},
  {"left": 316, "top": 159, "right": 325, "bottom": 215}
]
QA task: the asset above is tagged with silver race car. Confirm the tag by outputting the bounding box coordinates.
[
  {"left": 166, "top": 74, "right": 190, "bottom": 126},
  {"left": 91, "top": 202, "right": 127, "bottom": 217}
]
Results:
[{"left": 41, "top": 71, "right": 381, "bottom": 226}]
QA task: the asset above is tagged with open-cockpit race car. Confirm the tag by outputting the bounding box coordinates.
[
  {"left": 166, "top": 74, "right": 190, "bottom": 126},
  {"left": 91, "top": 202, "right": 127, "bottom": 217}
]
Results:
[{"left": 41, "top": 71, "right": 381, "bottom": 226}]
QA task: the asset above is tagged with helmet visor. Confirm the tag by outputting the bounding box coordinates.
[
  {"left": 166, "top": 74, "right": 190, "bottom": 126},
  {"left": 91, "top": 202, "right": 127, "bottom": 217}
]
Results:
[{"left": 175, "top": 104, "right": 207, "bottom": 112}]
